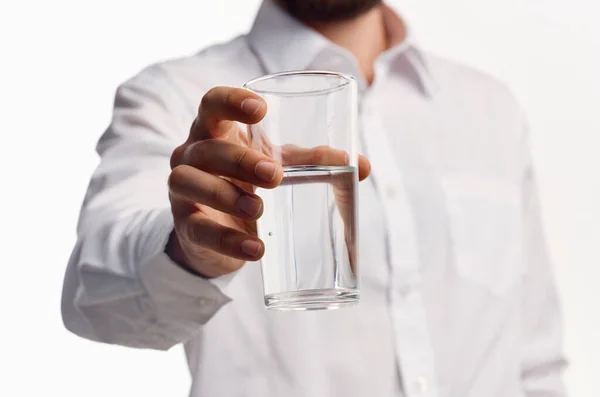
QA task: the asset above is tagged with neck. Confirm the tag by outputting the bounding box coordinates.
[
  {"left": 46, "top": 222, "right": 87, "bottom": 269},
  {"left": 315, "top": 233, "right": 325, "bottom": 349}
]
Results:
[{"left": 306, "top": 6, "right": 388, "bottom": 84}]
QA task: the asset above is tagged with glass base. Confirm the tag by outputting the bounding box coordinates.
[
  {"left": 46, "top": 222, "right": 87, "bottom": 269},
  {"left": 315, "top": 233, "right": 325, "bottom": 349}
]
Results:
[{"left": 264, "top": 288, "right": 359, "bottom": 311}]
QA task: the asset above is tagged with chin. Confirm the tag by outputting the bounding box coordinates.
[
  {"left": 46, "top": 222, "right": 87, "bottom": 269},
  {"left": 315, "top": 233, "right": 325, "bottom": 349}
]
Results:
[{"left": 276, "top": 0, "right": 383, "bottom": 22}]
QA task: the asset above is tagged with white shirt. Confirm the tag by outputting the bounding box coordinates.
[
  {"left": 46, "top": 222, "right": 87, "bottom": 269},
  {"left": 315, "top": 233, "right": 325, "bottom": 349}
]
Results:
[{"left": 61, "top": 1, "right": 567, "bottom": 396}]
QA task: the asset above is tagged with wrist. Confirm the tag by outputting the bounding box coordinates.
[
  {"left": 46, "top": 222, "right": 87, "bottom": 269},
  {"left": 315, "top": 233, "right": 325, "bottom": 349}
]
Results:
[{"left": 165, "top": 230, "right": 214, "bottom": 279}]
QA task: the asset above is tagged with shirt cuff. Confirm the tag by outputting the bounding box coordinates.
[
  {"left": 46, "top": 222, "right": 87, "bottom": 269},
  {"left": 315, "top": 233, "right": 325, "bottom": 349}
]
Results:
[
  {"left": 144, "top": 207, "right": 239, "bottom": 291},
  {"left": 207, "top": 271, "right": 238, "bottom": 291},
  {"left": 141, "top": 251, "right": 232, "bottom": 304},
  {"left": 139, "top": 209, "right": 233, "bottom": 332}
]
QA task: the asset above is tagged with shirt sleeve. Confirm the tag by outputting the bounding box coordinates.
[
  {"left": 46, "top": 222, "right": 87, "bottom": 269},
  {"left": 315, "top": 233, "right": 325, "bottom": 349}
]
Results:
[
  {"left": 519, "top": 121, "right": 569, "bottom": 396},
  {"left": 61, "top": 65, "right": 232, "bottom": 351}
]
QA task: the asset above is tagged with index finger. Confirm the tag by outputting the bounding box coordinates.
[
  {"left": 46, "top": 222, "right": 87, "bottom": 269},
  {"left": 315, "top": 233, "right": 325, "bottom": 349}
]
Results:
[
  {"left": 192, "top": 86, "right": 267, "bottom": 141},
  {"left": 280, "top": 145, "right": 371, "bottom": 181}
]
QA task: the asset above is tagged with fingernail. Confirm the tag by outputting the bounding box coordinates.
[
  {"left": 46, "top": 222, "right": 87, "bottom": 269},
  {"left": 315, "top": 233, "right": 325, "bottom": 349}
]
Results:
[
  {"left": 241, "top": 240, "right": 262, "bottom": 257},
  {"left": 237, "top": 195, "right": 262, "bottom": 217},
  {"left": 241, "top": 98, "right": 263, "bottom": 116},
  {"left": 255, "top": 161, "right": 278, "bottom": 181}
]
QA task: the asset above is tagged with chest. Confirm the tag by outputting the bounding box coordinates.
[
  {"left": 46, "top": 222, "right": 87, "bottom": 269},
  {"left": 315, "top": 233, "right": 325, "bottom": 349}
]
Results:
[{"left": 358, "top": 82, "right": 526, "bottom": 290}]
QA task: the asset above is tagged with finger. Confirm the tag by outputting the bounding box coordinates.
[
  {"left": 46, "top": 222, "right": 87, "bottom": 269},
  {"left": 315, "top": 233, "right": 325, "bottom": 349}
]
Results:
[
  {"left": 193, "top": 87, "right": 267, "bottom": 140},
  {"left": 357, "top": 154, "right": 371, "bottom": 181},
  {"left": 169, "top": 165, "right": 264, "bottom": 220},
  {"left": 281, "top": 144, "right": 348, "bottom": 166},
  {"left": 182, "top": 140, "right": 283, "bottom": 189},
  {"left": 280, "top": 145, "right": 371, "bottom": 181},
  {"left": 181, "top": 212, "right": 265, "bottom": 261}
]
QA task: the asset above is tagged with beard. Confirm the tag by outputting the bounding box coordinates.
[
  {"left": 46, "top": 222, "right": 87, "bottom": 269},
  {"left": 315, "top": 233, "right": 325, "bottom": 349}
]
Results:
[{"left": 276, "top": 0, "right": 383, "bottom": 22}]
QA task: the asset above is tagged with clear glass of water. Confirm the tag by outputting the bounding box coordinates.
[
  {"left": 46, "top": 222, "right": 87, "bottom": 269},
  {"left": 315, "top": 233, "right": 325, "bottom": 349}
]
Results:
[{"left": 243, "top": 71, "right": 359, "bottom": 311}]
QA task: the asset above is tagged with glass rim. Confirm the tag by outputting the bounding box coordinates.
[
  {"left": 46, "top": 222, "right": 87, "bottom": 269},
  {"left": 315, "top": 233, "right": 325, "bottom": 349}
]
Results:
[{"left": 243, "top": 70, "right": 356, "bottom": 97}]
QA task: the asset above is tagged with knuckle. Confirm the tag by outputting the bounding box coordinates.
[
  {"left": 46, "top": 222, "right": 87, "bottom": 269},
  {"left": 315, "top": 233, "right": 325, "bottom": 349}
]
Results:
[
  {"left": 168, "top": 165, "right": 187, "bottom": 191},
  {"left": 200, "top": 87, "right": 218, "bottom": 111},
  {"left": 199, "top": 98, "right": 208, "bottom": 116},
  {"left": 223, "top": 89, "right": 235, "bottom": 107},
  {"left": 201, "top": 86, "right": 230, "bottom": 114},
  {"left": 170, "top": 145, "right": 186, "bottom": 169},
  {"left": 185, "top": 140, "right": 210, "bottom": 167},
  {"left": 209, "top": 179, "right": 227, "bottom": 203},
  {"left": 218, "top": 229, "right": 235, "bottom": 251},
  {"left": 234, "top": 147, "right": 250, "bottom": 172},
  {"left": 186, "top": 219, "right": 203, "bottom": 246},
  {"left": 312, "top": 145, "right": 329, "bottom": 164}
]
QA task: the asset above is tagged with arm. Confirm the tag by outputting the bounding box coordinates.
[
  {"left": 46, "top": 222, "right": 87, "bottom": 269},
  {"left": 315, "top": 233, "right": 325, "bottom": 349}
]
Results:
[
  {"left": 61, "top": 71, "right": 372, "bottom": 351},
  {"left": 520, "top": 123, "right": 568, "bottom": 396},
  {"left": 61, "top": 66, "right": 230, "bottom": 350}
]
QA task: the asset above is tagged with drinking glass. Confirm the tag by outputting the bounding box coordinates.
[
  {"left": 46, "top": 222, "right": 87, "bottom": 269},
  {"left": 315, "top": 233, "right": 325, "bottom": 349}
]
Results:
[{"left": 243, "top": 71, "right": 359, "bottom": 311}]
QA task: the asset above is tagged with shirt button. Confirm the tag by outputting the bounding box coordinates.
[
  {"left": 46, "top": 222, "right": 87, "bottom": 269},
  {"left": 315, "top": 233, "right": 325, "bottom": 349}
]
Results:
[{"left": 414, "top": 376, "right": 429, "bottom": 394}]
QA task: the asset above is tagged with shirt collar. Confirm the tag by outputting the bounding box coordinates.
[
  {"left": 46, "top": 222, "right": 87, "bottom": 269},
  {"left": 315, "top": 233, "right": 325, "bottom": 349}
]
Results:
[
  {"left": 247, "top": 1, "right": 329, "bottom": 74},
  {"left": 247, "top": 0, "right": 437, "bottom": 97}
]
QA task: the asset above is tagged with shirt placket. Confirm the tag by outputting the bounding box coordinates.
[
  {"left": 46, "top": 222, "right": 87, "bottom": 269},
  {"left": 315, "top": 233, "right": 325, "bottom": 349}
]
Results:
[{"left": 360, "top": 87, "right": 440, "bottom": 397}]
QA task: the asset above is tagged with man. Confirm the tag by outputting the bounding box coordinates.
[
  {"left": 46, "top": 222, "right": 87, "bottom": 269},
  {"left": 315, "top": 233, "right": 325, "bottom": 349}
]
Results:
[{"left": 61, "top": 0, "right": 567, "bottom": 396}]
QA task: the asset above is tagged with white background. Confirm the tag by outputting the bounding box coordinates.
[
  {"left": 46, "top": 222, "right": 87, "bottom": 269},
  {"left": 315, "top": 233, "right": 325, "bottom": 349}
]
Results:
[{"left": 0, "top": 0, "right": 598, "bottom": 396}]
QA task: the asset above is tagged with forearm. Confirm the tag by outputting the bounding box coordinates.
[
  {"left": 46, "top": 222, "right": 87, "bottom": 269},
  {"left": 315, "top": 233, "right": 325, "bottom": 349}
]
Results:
[
  {"left": 61, "top": 64, "right": 238, "bottom": 350},
  {"left": 62, "top": 207, "right": 230, "bottom": 350}
]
